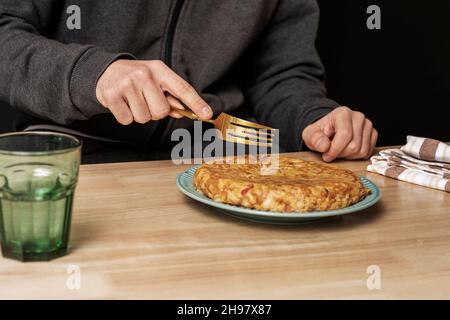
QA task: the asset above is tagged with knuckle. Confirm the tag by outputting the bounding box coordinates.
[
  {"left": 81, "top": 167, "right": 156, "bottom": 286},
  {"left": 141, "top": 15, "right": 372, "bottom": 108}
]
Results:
[
  {"left": 354, "top": 111, "right": 365, "bottom": 120},
  {"left": 118, "top": 114, "right": 133, "bottom": 125},
  {"left": 301, "top": 128, "right": 309, "bottom": 141},
  {"left": 114, "top": 107, "right": 132, "bottom": 124},
  {"left": 135, "top": 115, "right": 151, "bottom": 124},
  {"left": 102, "top": 88, "right": 114, "bottom": 99},
  {"left": 103, "top": 88, "right": 120, "bottom": 102},
  {"left": 341, "top": 129, "right": 352, "bottom": 140},
  {"left": 366, "top": 119, "right": 373, "bottom": 128},
  {"left": 347, "top": 142, "right": 359, "bottom": 153},
  {"left": 302, "top": 126, "right": 315, "bottom": 141},
  {"left": 96, "top": 94, "right": 107, "bottom": 107},
  {"left": 133, "top": 66, "right": 152, "bottom": 79},
  {"left": 151, "top": 107, "right": 170, "bottom": 120},
  {"left": 149, "top": 59, "right": 166, "bottom": 70},
  {"left": 119, "top": 77, "right": 133, "bottom": 90},
  {"left": 151, "top": 114, "right": 163, "bottom": 121},
  {"left": 177, "top": 80, "right": 195, "bottom": 96},
  {"left": 359, "top": 144, "right": 369, "bottom": 156},
  {"left": 311, "top": 131, "right": 324, "bottom": 142},
  {"left": 339, "top": 106, "right": 351, "bottom": 113},
  {"left": 327, "top": 151, "right": 338, "bottom": 159},
  {"left": 373, "top": 129, "right": 379, "bottom": 139}
]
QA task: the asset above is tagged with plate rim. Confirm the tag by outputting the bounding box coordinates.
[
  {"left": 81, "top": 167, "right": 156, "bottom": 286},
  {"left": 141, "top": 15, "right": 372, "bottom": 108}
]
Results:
[{"left": 176, "top": 165, "right": 381, "bottom": 219}]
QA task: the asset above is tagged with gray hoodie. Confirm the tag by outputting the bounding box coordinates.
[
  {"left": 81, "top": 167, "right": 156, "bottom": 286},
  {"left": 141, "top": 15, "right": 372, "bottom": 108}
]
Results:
[{"left": 0, "top": 0, "right": 338, "bottom": 151}]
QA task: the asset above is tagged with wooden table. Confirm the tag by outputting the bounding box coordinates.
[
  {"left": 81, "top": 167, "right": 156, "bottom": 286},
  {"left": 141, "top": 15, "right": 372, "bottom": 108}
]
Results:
[{"left": 0, "top": 148, "right": 449, "bottom": 299}]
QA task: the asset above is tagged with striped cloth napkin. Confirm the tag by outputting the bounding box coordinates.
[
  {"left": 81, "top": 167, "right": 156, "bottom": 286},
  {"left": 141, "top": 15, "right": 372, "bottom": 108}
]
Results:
[{"left": 367, "top": 136, "right": 450, "bottom": 192}]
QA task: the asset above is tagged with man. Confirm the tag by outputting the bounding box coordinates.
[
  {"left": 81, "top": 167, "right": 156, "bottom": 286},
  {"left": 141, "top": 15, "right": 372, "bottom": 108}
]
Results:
[{"left": 0, "top": 0, "right": 377, "bottom": 163}]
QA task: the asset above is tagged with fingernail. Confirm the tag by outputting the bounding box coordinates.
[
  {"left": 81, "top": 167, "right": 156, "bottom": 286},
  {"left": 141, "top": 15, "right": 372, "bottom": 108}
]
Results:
[
  {"left": 202, "top": 106, "right": 212, "bottom": 116},
  {"left": 322, "top": 154, "right": 332, "bottom": 162},
  {"left": 316, "top": 137, "right": 325, "bottom": 151}
]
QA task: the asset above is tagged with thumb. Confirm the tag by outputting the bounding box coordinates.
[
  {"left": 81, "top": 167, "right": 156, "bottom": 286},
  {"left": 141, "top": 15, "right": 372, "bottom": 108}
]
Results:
[{"left": 302, "top": 124, "right": 332, "bottom": 153}]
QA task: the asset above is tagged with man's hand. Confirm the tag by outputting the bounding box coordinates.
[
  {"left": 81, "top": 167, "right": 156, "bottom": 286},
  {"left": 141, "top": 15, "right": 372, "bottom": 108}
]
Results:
[
  {"left": 302, "top": 106, "right": 378, "bottom": 162},
  {"left": 96, "top": 60, "right": 213, "bottom": 125}
]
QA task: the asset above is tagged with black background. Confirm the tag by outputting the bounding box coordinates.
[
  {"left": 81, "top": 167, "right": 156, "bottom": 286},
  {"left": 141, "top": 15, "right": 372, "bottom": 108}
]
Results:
[
  {"left": 1, "top": 0, "right": 449, "bottom": 146},
  {"left": 316, "top": 0, "right": 450, "bottom": 145},
  {"left": 0, "top": 300, "right": 435, "bottom": 318}
]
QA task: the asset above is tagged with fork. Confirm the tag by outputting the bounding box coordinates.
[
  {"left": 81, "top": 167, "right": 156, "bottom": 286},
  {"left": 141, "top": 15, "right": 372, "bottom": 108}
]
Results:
[{"left": 172, "top": 107, "right": 274, "bottom": 147}]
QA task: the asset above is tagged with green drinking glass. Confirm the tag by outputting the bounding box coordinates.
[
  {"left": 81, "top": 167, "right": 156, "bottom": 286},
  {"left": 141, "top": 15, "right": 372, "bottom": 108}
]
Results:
[{"left": 0, "top": 131, "right": 81, "bottom": 262}]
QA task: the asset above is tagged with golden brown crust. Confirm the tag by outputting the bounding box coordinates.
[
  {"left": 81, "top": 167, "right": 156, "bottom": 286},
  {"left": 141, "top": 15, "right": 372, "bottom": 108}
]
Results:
[{"left": 193, "top": 157, "right": 370, "bottom": 213}]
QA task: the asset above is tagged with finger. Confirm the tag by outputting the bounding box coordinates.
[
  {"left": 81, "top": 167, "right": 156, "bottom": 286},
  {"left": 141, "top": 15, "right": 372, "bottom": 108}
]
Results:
[
  {"left": 142, "top": 82, "right": 171, "bottom": 121},
  {"left": 166, "top": 94, "right": 185, "bottom": 119},
  {"left": 340, "top": 112, "right": 365, "bottom": 158},
  {"left": 368, "top": 128, "right": 378, "bottom": 158},
  {"left": 123, "top": 86, "right": 151, "bottom": 124},
  {"left": 322, "top": 120, "right": 335, "bottom": 138},
  {"left": 323, "top": 110, "right": 353, "bottom": 162},
  {"left": 166, "top": 93, "right": 185, "bottom": 110},
  {"left": 361, "top": 120, "right": 374, "bottom": 158},
  {"left": 346, "top": 119, "right": 372, "bottom": 160},
  {"left": 105, "top": 97, "right": 133, "bottom": 126},
  {"left": 168, "top": 111, "right": 184, "bottom": 119},
  {"left": 303, "top": 125, "right": 331, "bottom": 153},
  {"left": 341, "top": 112, "right": 365, "bottom": 158},
  {"left": 154, "top": 62, "right": 212, "bottom": 119}
]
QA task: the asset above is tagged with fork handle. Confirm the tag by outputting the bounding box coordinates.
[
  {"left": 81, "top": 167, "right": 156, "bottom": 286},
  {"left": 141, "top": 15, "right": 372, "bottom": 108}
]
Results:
[
  {"left": 172, "top": 108, "right": 200, "bottom": 120},
  {"left": 171, "top": 107, "right": 214, "bottom": 123}
]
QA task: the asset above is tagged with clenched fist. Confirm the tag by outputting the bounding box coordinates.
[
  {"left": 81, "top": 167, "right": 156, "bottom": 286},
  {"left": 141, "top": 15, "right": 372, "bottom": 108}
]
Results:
[
  {"left": 302, "top": 107, "right": 378, "bottom": 162},
  {"left": 96, "top": 59, "right": 213, "bottom": 125}
]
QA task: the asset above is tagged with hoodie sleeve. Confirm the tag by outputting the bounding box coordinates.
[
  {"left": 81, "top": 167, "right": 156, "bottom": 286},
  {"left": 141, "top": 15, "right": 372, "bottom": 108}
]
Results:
[
  {"left": 244, "top": 0, "right": 339, "bottom": 151},
  {"left": 0, "top": 0, "right": 134, "bottom": 125}
]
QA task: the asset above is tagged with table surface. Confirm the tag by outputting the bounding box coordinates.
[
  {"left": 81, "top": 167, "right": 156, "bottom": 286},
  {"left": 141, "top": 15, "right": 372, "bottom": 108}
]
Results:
[{"left": 0, "top": 148, "right": 449, "bottom": 299}]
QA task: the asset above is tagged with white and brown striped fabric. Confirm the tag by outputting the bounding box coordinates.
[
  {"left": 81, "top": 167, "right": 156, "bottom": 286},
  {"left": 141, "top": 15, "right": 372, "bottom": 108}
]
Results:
[
  {"left": 367, "top": 137, "right": 450, "bottom": 193},
  {"left": 401, "top": 136, "right": 450, "bottom": 162}
]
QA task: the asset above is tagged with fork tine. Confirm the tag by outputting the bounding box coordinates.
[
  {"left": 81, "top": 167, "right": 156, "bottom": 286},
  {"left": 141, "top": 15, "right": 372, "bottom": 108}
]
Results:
[
  {"left": 229, "top": 122, "right": 276, "bottom": 135},
  {"left": 226, "top": 130, "right": 273, "bottom": 146},
  {"left": 230, "top": 125, "right": 275, "bottom": 138},
  {"left": 224, "top": 133, "right": 272, "bottom": 147},
  {"left": 227, "top": 125, "right": 273, "bottom": 142},
  {"left": 228, "top": 115, "right": 274, "bottom": 130}
]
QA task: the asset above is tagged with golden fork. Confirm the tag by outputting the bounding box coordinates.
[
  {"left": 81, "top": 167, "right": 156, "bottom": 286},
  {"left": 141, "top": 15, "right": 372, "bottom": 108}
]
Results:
[{"left": 172, "top": 107, "right": 274, "bottom": 147}]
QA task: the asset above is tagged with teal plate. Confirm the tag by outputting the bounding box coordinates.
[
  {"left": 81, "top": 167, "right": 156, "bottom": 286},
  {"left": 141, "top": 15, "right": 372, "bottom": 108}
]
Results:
[{"left": 176, "top": 166, "right": 381, "bottom": 224}]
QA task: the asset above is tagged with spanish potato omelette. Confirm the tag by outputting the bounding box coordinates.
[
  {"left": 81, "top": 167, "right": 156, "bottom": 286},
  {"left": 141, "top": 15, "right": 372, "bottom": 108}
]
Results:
[{"left": 193, "top": 157, "right": 371, "bottom": 213}]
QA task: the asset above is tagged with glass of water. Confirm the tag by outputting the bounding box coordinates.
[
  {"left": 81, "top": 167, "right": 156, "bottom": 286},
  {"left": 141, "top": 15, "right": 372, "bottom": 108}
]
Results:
[{"left": 0, "top": 131, "right": 81, "bottom": 262}]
